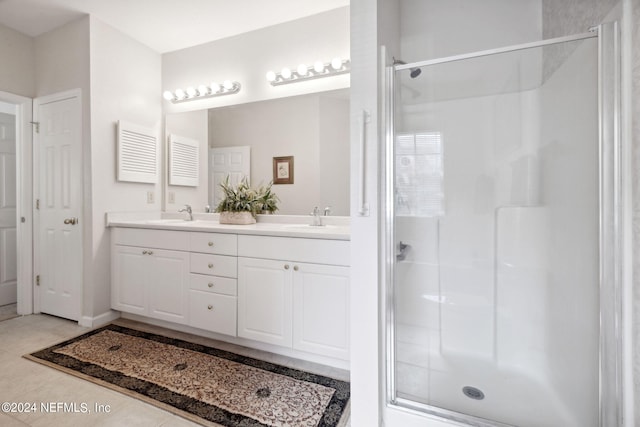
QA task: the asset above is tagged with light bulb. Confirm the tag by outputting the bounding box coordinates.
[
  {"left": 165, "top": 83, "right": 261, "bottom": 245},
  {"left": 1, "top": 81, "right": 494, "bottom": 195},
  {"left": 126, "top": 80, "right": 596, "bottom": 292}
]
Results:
[
  {"left": 174, "top": 88, "right": 186, "bottom": 100},
  {"left": 281, "top": 67, "right": 292, "bottom": 79},
  {"left": 223, "top": 80, "right": 234, "bottom": 90},
  {"left": 266, "top": 71, "right": 277, "bottom": 82},
  {"left": 162, "top": 91, "right": 174, "bottom": 101},
  {"left": 186, "top": 86, "right": 197, "bottom": 97},
  {"left": 314, "top": 61, "right": 325, "bottom": 73},
  {"left": 210, "top": 82, "right": 221, "bottom": 93},
  {"left": 197, "top": 85, "right": 208, "bottom": 96},
  {"left": 297, "top": 64, "right": 308, "bottom": 76},
  {"left": 331, "top": 57, "right": 343, "bottom": 70}
]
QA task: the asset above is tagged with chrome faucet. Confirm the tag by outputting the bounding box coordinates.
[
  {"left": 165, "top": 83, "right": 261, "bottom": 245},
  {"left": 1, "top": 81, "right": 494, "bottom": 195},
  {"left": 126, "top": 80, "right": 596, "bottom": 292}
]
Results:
[
  {"left": 310, "top": 206, "right": 322, "bottom": 226},
  {"left": 179, "top": 204, "right": 193, "bottom": 221},
  {"left": 323, "top": 206, "right": 332, "bottom": 216}
]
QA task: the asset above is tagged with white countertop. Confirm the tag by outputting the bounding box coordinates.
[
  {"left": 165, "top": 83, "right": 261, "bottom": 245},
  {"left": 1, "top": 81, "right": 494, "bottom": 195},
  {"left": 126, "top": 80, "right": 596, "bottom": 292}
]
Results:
[{"left": 106, "top": 212, "right": 351, "bottom": 241}]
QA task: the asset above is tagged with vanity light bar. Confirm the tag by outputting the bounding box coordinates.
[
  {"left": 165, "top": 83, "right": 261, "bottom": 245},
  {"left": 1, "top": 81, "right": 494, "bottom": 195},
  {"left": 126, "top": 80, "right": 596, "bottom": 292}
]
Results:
[
  {"left": 266, "top": 58, "right": 350, "bottom": 86},
  {"left": 163, "top": 80, "right": 241, "bottom": 103}
]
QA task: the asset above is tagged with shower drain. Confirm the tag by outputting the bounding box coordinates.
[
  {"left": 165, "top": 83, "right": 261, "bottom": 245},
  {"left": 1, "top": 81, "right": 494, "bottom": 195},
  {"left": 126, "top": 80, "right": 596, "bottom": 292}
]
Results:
[{"left": 462, "top": 386, "right": 485, "bottom": 400}]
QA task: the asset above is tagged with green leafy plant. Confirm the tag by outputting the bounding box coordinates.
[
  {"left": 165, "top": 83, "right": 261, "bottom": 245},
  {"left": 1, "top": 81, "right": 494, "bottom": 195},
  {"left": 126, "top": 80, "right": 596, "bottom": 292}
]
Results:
[{"left": 215, "top": 176, "right": 279, "bottom": 217}]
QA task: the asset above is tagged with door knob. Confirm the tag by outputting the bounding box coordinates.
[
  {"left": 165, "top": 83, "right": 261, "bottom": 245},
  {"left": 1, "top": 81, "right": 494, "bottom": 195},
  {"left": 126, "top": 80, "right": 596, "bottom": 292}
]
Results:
[{"left": 63, "top": 217, "right": 78, "bottom": 225}]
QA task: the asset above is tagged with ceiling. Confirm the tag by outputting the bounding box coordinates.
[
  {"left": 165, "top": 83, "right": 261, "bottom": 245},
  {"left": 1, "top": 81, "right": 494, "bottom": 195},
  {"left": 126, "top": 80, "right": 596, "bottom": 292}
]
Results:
[{"left": 0, "top": 0, "right": 350, "bottom": 53}]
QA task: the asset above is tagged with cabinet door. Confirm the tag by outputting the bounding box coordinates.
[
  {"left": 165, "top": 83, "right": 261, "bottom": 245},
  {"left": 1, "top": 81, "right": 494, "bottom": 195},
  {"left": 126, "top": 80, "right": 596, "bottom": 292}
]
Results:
[
  {"left": 147, "top": 248, "right": 189, "bottom": 324},
  {"left": 111, "top": 245, "right": 147, "bottom": 315},
  {"left": 293, "top": 262, "right": 350, "bottom": 360},
  {"left": 237, "top": 257, "right": 292, "bottom": 347}
]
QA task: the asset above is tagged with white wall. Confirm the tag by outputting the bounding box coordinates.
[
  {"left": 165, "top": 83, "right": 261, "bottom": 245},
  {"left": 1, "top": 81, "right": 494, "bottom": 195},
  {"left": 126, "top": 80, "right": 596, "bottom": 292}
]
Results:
[
  {"left": 88, "top": 16, "right": 162, "bottom": 319},
  {"left": 349, "top": 1, "right": 384, "bottom": 425},
  {"left": 399, "top": 0, "right": 542, "bottom": 61},
  {"left": 34, "top": 17, "right": 90, "bottom": 98},
  {"left": 161, "top": 7, "right": 350, "bottom": 116},
  {"left": 0, "top": 23, "right": 34, "bottom": 98}
]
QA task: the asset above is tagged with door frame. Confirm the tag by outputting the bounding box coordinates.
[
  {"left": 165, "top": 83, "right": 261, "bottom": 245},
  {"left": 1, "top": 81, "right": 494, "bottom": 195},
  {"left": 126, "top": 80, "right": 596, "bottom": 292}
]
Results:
[
  {"left": 32, "top": 89, "right": 83, "bottom": 316},
  {"left": 0, "top": 90, "right": 33, "bottom": 316}
]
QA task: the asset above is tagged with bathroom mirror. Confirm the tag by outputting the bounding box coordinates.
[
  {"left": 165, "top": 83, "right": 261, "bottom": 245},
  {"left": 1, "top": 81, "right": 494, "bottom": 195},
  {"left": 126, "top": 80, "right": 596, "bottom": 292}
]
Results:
[{"left": 165, "top": 89, "right": 350, "bottom": 216}]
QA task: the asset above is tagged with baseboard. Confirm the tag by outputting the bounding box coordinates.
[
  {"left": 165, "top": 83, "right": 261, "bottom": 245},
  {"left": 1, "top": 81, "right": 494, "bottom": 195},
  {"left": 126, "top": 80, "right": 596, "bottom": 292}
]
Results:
[{"left": 79, "top": 310, "right": 121, "bottom": 328}]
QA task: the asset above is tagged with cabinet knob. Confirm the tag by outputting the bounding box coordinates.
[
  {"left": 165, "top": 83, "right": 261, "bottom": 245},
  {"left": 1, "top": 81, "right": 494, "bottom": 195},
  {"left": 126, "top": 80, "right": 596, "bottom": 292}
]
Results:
[
  {"left": 293, "top": 265, "right": 299, "bottom": 271},
  {"left": 284, "top": 264, "right": 290, "bottom": 270},
  {"left": 207, "top": 305, "right": 213, "bottom": 310},
  {"left": 208, "top": 282, "right": 214, "bottom": 288},
  {"left": 208, "top": 263, "right": 214, "bottom": 269},
  {"left": 208, "top": 241, "right": 214, "bottom": 247},
  {"left": 147, "top": 251, "right": 153, "bottom": 255},
  {"left": 142, "top": 250, "right": 147, "bottom": 255}
]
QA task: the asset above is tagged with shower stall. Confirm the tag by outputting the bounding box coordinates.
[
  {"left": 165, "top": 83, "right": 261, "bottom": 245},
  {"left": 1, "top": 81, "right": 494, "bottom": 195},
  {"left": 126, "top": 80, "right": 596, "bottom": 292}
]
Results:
[{"left": 384, "top": 22, "right": 621, "bottom": 427}]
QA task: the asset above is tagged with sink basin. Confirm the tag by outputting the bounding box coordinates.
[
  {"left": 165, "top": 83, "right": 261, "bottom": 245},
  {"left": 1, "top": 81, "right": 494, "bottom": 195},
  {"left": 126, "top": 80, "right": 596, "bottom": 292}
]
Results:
[
  {"left": 144, "top": 219, "right": 191, "bottom": 225},
  {"left": 282, "top": 224, "right": 337, "bottom": 230}
]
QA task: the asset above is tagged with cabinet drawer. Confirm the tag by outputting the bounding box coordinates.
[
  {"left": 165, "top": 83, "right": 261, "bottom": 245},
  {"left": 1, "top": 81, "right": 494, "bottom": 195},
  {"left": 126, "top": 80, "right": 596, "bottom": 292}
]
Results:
[
  {"left": 189, "top": 232, "right": 237, "bottom": 255},
  {"left": 112, "top": 228, "right": 188, "bottom": 251},
  {"left": 190, "top": 253, "right": 237, "bottom": 278},
  {"left": 189, "top": 291, "right": 237, "bottom": 336},
  {"left": 189, "top": 273, "right": 237, "bottom": 296},
  {"left": 238, "top": 235, "right": 350, "bottom": 266}
]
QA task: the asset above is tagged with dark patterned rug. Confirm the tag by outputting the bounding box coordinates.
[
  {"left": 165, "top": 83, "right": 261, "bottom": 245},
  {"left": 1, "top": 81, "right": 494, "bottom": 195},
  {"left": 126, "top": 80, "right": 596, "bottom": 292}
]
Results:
[{"left": 25, "top": 324, "right": 350, "bottom": 427}]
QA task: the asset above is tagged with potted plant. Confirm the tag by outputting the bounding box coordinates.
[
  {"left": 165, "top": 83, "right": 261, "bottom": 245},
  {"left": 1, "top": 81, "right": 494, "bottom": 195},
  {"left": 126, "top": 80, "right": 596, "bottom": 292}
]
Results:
[
  {"left": 255, "top": 182, "right": 279, "bottom": 214},
  {"left": 215, "top": 177, "right": 279, "bottom": 224}
]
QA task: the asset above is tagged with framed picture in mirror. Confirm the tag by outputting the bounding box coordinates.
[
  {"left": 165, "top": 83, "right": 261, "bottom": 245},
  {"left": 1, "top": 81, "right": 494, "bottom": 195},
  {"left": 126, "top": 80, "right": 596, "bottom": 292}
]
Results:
[{"left": 273, "top": 156, "right": 294, "bottom": 184}]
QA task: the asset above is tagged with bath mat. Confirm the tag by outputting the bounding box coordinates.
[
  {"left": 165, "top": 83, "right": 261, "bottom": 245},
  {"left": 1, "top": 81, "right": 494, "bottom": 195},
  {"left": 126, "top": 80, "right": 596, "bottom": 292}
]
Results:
[{"left": 24, "top": 324, "right": 350, "bottom": 427}]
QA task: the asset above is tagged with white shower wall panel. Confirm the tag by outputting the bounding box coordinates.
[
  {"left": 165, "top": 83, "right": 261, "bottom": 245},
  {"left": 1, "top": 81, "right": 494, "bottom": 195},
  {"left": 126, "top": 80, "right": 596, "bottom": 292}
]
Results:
[
  {"left": 538, "top": 37, "right": 599, "bottom": 425},
  {"left": 438, "top": 213, "right": 494, "bottom": 360},
  {"left": 394, "top": 217, "right": 440, "bottom": 332},
  {"left": 495, "top": 207, "right": 549, "bottom": 374},
  {"left": 398, "top": 88, "right": 541, "bottom": 362}
]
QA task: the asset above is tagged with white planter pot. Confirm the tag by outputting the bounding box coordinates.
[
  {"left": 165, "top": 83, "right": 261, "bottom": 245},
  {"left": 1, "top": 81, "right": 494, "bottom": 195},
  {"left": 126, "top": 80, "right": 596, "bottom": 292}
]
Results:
[{"left": 219, "top": 211, "right": 256, "bottom": 225}]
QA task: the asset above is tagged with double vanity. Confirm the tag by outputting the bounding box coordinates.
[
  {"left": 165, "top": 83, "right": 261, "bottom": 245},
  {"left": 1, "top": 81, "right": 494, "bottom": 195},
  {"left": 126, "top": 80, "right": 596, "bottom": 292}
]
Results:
[{"left": 107, "top": 213, "right": 350, "bottom": 368}]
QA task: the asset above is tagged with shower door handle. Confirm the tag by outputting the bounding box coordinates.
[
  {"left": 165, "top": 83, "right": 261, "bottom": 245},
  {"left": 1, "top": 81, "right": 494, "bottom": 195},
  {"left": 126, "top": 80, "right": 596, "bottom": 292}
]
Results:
[
  {"left": 396, "top": 241, "right": 410, "bottom": 262},
  {"left": 358, "top": 110, "right": 370, "bottom": 216}
]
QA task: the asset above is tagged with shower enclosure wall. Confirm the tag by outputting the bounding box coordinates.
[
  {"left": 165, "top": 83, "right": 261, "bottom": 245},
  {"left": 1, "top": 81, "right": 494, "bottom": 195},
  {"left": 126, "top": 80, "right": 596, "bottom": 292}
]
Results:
[{"left": 384, "top": 23, "right": 621, "bottom": 427}]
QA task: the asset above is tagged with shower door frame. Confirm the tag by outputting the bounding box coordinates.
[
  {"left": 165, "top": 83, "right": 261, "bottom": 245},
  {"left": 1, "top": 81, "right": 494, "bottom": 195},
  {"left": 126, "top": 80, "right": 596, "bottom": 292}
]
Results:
[{"left": 383, "top": 22, "right": 622, "bottom": 427}]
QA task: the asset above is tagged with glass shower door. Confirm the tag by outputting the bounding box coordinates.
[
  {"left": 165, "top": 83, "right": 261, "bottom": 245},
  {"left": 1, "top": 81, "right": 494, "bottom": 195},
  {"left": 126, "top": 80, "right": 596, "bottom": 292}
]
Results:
[{"left": 388, "top": 32, "right": 605, "bottom": 427}]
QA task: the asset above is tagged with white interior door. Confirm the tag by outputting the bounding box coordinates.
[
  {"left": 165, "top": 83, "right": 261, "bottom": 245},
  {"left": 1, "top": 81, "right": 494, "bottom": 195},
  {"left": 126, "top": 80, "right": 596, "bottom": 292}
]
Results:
[
  {"left": 209, "top": 146, "right": 250, "bottom": 208},
  {"left": 0, "top": 110, "right": 17, "bottom": 307},
  {"left": 36, "top": 93, "right": 82, "bottom": 321}
]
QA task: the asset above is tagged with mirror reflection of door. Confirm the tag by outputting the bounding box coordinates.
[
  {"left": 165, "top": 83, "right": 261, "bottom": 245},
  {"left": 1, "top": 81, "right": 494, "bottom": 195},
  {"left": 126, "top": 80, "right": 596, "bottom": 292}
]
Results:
[
  {"left": 0, "top": 103, "right": 17, "bottom": 309},
  {"left": 209, "top": 146, "right": 250, "bottom": 208}
]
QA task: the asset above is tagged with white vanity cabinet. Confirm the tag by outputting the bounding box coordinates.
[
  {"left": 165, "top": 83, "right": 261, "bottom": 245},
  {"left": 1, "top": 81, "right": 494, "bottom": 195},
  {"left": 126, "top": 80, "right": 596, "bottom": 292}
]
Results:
[
  {"left": 111, "top": 229, "right": 190, "bottom": 324},
  {"left": 237, "top": 235, "right": 350, "bottom": 360},
  {"left": 110, "top": 223, "right": 350, "bottom": 365},
  {"left": 187, "top": 232, "right": 238, "bottom": 336}
]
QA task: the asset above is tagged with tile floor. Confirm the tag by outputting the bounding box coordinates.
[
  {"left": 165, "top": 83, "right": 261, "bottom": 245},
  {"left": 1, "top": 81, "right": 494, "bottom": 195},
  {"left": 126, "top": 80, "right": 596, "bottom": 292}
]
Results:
[
  {"left": 0, "top": 314, "right": 350, "bottom": 427},
  {"left": 0, "top": 303, "right": 18, "bottom": 322}
]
